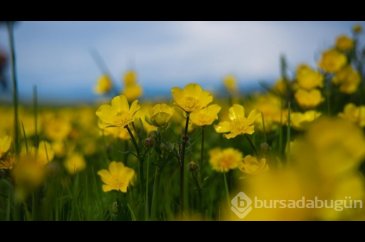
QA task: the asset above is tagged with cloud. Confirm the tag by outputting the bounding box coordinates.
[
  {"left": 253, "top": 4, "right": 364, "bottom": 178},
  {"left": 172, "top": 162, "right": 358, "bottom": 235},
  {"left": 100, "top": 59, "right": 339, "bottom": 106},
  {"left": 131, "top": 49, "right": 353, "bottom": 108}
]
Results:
[{"left": 1, "top": 21, "right": 361, "bottom": 102}]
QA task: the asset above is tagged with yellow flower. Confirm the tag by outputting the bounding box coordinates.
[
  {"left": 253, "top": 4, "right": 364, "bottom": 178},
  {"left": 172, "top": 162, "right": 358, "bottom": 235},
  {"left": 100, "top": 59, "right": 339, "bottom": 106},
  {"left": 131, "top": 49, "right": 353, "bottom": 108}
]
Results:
[
  {"left": 215, "top": 104, "right": 260, "bottom": 139},
  {"left": 52, "top": 141, "right": 66, "bottom": 157},
  {"left": 94, "top": 74, "right": 113, "bottom": 95},
  {"left": 150, "top": 103, "right": 174, "bottom": 127},
  {"left": 332, "top": 66, "right": 360, "bottom": 94},
  {"left": 290, "top": 110, "right": 322, "bottom": 130},
  {"left": 209, "top": 148, "right": 243, "bottom": 172},
  {"left": 123, "top": 70, "right": 137, "bottom": 86},
  {"left": 353, "top": 24, "right": 362, "bottom": 34},
  {"left": 291, "top": 117, "right": 365, "bottom": 179},
  {"left": 171, "top": 83, "right": 213, "bottom": 113},
  {"left": 24, "top": 141, "right": 55, "bottom": 165},
  {"left": 97, "top": 161, "right": 135, "bottom": 192},
  {"left": 318, "top": 49, "right": 347, "bottom": 73},
  {"left": 339, "top": 103, "right": 365, "bottom": 127},
  {"left": 273, "top": 78, "right": 287, "bottom": 95},
  {"left": 96, "top": 95, "right": 140, "bottom": 130},
  {"left": 0, "top": 135, "right": 12, "bottom": 158},
  {"left": 335, "top": 35, "right": 354, "bottom": 51},
  {"left": 123, "top": 84, "right": 143, "bottom": 102},
  {"left": 294, "top": 89, "right": 324, "bottom": 109},
  {"left": 12, "top": 153, "right": 48, "bottom": 197},
  {"left": 190, "top": 104, "right": 221, "bottom": 126},
  {"left": 239, "top": 155, "right": 268, "bottom": 175},
  {"left": 296, "top": 64, "right": 324, "bottom": 90},
  {"left": 223, "top": 74, "right": 238, "bottom": 94},
  {"left": 64, "top": 153, "right": 86, "bottom": 175},
  {"left": 42, "top": 116, "right": 72, "bottom": 141},
  {"left": 248, "top": 94, "right": 286, "bottom": 131}
]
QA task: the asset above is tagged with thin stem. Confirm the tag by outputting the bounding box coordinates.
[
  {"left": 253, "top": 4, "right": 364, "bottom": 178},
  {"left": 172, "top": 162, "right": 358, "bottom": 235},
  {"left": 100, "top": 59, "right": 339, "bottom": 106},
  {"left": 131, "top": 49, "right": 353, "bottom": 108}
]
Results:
[
  {"left": 200, "top": 126, "right": 205, "bottom": 175},
  {"left": 6, "top": 22, "right": 20, "bottom": 155},
  {"left": 180, "top": 112, "right": 190, "bottom": 213},
  {"left": 125, "top": 125, "right": 140, "bottom": 157},
  {"left": 223, "top": 173, "right": 230, "bottom": 208},
  {"left": 245, "top": 134, "right": 257, "bottom": 156},
  {"left": 151, "top": 167, "right": 160, "bottom": 220},
  {"left": 191, "top": 171, "right": 202, "bottom": 211},
  {"left": 125, "top": 125, "right": 144, "bottom": 190},
  {"left": 286, "top": 101, "right": 291, "bottom": 156},
  {"left": 123, "top": 140, "right": 129, "bottom": 165},
  {"left": 261, "top": 112, "right": 267, "bottom": 144},
  {"left": 145, "top": 153, "right": 150, "bottom": 221}
]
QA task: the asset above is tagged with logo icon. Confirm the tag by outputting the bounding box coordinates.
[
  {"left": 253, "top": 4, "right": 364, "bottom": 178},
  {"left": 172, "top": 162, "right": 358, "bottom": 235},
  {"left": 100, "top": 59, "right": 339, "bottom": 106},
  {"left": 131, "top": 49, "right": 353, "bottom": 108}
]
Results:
[{"left": 231, "top": 192, "right": 252, "bottom": 219}]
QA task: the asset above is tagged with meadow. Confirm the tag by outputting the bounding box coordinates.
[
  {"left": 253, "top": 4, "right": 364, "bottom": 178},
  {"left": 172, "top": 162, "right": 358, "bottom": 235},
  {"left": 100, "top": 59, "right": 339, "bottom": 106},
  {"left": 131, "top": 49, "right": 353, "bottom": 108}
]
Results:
[{"left": 1, "top": 24, "right": 365, "bottom": 220}]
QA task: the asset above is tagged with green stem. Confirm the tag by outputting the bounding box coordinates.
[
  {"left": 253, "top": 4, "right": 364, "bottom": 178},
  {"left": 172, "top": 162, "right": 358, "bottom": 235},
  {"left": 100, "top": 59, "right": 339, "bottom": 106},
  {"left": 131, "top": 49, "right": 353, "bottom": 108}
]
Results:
[
  {"left": 125, "top": 125, "right": 144, "bottom": 189},
  {"left": 245, "top": 134, "right": 257, "bottom": 155},
  {"left": 191, "top": 171, "right": 202, "bottom": 211},
  {"left": 286, "top": 101, "right": 291, "bottom": 156},
  {"left": 145, "top": 153, "right": 150, "bottom": 221},
  {"left": 180, "top": 113, "right": 190, "bottom": 213},
  {"left": 151, "top": 167, "right": 160, "bottom": 220},
  {"left": 223, "top": 173, "right": 230, "bottom": 208},
  {"left": 123, "top": 140, "right": 129, "bottom": 165},
  {"left": 6, "top": 22, "right": 20, "bottom": 155},
  {"left": 200, "top": 126, "right": 205, "bottom": 176}
]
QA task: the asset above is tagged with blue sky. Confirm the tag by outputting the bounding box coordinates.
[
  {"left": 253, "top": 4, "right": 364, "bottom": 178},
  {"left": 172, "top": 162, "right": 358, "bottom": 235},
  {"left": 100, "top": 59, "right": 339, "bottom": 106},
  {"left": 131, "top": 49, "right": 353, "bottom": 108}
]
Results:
[{"left": 0, "top": 21, "right": 363, "bottom": 104}]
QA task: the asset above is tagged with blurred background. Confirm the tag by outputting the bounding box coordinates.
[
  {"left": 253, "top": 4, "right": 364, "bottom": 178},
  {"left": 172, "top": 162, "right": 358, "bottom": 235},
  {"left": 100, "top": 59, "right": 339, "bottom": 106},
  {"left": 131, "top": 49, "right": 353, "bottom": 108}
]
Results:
[{"left": 0, "top": 21, "right": 363, "bottom": 104}]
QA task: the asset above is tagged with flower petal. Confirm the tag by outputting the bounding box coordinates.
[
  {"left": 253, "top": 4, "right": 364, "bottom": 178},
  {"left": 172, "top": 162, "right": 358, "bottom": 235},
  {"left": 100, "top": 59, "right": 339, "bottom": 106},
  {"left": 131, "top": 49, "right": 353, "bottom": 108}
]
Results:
[{"left": 229, "top": 104, "right": 245, "bottom": 120}]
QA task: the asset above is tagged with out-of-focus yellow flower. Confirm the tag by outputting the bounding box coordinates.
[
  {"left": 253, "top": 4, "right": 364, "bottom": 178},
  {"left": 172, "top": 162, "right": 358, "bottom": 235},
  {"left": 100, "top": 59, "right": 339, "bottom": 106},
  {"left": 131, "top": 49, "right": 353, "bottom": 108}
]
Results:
[
  {"left": 294, "top": 89, "right": 324, "bottom": 109},
  {"left": 52, "top": 141, "right": 66, "bottom": 157},
  {"left": 233, "top": 169, "right": 314, "bottom": 221},
  {"left": 64, "top": 152, "right": 86, "bottom": 175},
  {"left": 25, "top": 141, "right": 55, "bottom": 165},
  {"left": 290, "top": 110, "right": 322, "bottom": 130},
  {"left": 0, "top": 135, "right": 12, "bottom": 158},
  {"left": 94, "top": 74, "right": 113, "bottom": 95},
  {"left": 248, "top": 94, "right": 286, "bottom": 131},
  {"left": 122, "top": 70, "right": 143, "bottom": 101},
  {"left": 223, "top": 74, "right": 238, "bottom": 95},
  {"left": 209, "top": 148, "right": 243, "bottom": 172},
  {"left": 190, "top": 104, "right": 221, "bottom": 126},
  {"left": 318, "top": 49, "right": 347, "bottom": 73},
  {"left": 97, "top": 161, "right": 135, "bottom": 192},
  {"left": 239, "top": 155, "right": 268, "bottom": 175},
  {"left": 296, "top": 64, "right": 324, "bottom": 90},
  {"left": 43, "top": 116, "right": 72, "bottom": 141},
  {"left": 339, "top": 103, "right": 365, "bottom": 127},
  {"left": 12, "top": 155, "right": 46, "bottom": 189},
  {"left": 171, "top": 83, "right": 213, "bottom": 113},
  {"left": 332, "top": 66, "right": 360, "bottom": 94},
  {"left": 123, "top": 70, "right": 137, "bottom": 86},
  {"left": 353, "top": 24, "right": 362, "bottom": 34},
  {"left": 96, "top": 95, "right": 140, "bottom": 130},
  {"left": 150, "top": 103, "right": 174, "bottom": 127},
  {"left": 335, "top": 35, "right": 354, "bottom": 51},
  {"left": 123, "top": 83, "right": 143, "bottom": 101},
  {"left": 291, "top": 117, "right": 365, "bottom": 179},
  {"left": 273, "top": 78, "right": 287, "bottom": 95},
  {"left": 318, "top": 173, "right": 365, "bottom": 220},
  {"left": 215, "top": 104, "right": 260, "bottom": 139}
]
